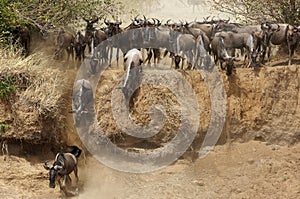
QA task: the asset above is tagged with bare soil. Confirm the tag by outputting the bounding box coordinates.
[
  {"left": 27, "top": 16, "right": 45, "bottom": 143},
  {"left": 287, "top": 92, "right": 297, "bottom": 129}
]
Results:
[{"left": 0, "top": 141, "right": 299, "bottom": 199}]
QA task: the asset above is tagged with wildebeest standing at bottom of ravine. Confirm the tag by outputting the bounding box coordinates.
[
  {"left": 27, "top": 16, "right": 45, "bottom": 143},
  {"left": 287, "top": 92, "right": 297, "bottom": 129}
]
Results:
[{"left": 43, "top": 146, "right": 82, "bottom": 197}]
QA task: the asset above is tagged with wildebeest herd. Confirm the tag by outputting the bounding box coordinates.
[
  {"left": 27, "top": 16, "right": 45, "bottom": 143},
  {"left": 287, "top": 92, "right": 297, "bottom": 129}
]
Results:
[
  {"left": 52, "top": 15, "right": 300, "bottom": 76},
  {"left": 35, "top": 15, "right": 300, "bottom": 196}
]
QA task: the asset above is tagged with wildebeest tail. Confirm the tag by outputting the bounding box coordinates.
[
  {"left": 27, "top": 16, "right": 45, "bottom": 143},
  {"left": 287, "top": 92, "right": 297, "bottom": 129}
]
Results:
[{"left": 66, "top": 145, "right": 82, "bottom": 158}]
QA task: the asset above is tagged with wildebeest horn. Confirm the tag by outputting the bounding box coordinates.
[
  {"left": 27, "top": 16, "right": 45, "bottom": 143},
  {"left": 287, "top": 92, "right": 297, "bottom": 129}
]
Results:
[
  {"left": 134, "top": 15, "right": 140, "bottom": 21},
  {"left": 166, "top": 19, "right": 172, "bottom": 26},
  {"left": 211, "top": 16, "right": 216, "bottom": 23},
  {"left": 83, "top": 17, "right": 89, "bottom": 23},
  {"left": 54, "top": 165, "right": 63, "bottom": 170},
  {"left": 133, "top": 20, "right": 140, "bottom": 26},
  {"left": 43, "top": 161, "right": 52, "bottom": 170},
  {"left": 226, "top": 16, "right": 230, "bottom": 23},
  {"left": 156, "top": 18, "right": 161, "bottom": 26},
  {"left": 203, "top": 16, "right": 209, "bottom": 22},
  {"left": 91, "top": 17, "right": 99, "bottom": 24},
  {"left": 151, "top": 18, "right": 156, "bottom": 25},
  {"left": 104, "top": 18, "right": 109, "bottom": 26},
  {"left": 274, "top": 23, "right": 280, "bottom": 32}
]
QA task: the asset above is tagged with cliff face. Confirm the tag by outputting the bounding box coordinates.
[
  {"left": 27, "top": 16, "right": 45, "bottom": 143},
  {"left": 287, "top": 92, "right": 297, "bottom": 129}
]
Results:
[
  {"left": 225, "top": 66, "right": 300, "bottom": 146},
  {"left": 95, "top": 66, "right": 300, "bottom": 149},
  {"left": 1, "top": 49, "right": 300, "bottom": 148},
  {"left": 0, "top": 51, "right": 72, "bottom": 145}
]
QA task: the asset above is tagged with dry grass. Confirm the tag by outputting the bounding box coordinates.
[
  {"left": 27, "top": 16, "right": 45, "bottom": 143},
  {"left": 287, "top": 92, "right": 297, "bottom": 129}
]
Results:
[
  {"left": 0, "top": 48, "right": 67, "bottom": 118},
  {"left": 0, "top": 47, "right": 70, "bottom": 142}
]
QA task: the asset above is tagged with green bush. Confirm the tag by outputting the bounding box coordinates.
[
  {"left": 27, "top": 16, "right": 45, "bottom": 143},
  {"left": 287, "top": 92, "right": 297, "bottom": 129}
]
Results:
[
  {"left": 211, "top": 0, "right": 300, "bottom": 25},
  {"left": 0, "top": 122, "right": 9, "bottom": 133},
  {"left": 0, "top": 76, "right": 16, "bottom": 100},
  {"left": 0, "top": 0, "right": 125, "bottom": 46}
]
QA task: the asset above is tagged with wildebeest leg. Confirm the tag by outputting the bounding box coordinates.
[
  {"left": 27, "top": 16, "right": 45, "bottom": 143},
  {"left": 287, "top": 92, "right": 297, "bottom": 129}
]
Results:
[
  {"left": 54, "top": 48, "right": 63, "bottom": 60},
  {"left": 59, "top": 175, "right": 74, "bottom": 197},
  {"left": 181, "top": 57, "right": 185, "bottom": 70},
  {"left": 116, "top": 47, "right": 120, "bottom": 68},
  {"left": 23, "top": 40, "right": 29, "bottom": 57},
  {"left": 260, "top": 44, "right": 268, "bottom": 65},
  {"left": 144, "top": 48, "right": 152, "bottom": 66},
  {"left": 154, "top": 48, "right": 160, "bottom": 67},
  {"left": 74, "top": 165, "right": 79, "bottom": 194},
  {"left": 163, "top": 50, "right": 169, "bottom": 58},
  {"left": 109, "top": 46, "right": 113, "bottom": 67},
  {"left": 288, "top": 44, "right": 296, "bottom": 66},
  {"left": 266, "top": 45, "right": 271, "bottom": 65},
  {"left": 104, "top": 47, "right": 109, "bottom": 64},
  {"left": 1, "top": 139, "right": 8, "bottom": 161},
  {"left": 186, "top": 51, "right": 193, "bottom": 70},
  {"left": 170, "top": 52, "right": 175, "bottom": 68},
  {"left": 57, "top": 176, "right": 67, "bottom": 196},
  {"left": 66, "top": 47, "right": 74, "bottom": 69},
  {"left": 245, "top": 50, "right": 251, "bottom": 68},
  {"left": 220, "top": 61, "right": 225, "bottom": 70},
  {"left": 65, "top": 175, "right": 72, "bottom": 188}
]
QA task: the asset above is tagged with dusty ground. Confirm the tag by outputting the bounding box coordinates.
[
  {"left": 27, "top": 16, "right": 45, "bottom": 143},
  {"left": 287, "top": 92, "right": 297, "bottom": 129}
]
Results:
[{"left": 0, "top": 141, "right": 299, "bottom": 199}]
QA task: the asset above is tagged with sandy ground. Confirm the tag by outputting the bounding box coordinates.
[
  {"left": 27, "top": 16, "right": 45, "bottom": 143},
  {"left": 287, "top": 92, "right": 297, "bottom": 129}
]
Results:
[{"left": 0, "top": 141, "right": 299, "bottom": 199}]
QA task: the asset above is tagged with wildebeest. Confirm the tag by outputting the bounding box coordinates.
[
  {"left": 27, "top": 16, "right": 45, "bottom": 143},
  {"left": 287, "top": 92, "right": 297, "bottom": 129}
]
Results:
[
  {"left": 211, "top": 36, "right": 239, "bottom": 76},
  {"left": 174, "top": 22, "right": 211, "bottom": 69},
  {"left": 1, "top": 139, "right": 8, "bottom": 161},
  {"left": 143, "top": 22, "right": 171, "bottom": 66},
  {"left": 17, "top": 26, "right": 31, "bottom": 56},
  {"left": 141, "top": 18, "right": 162, "bottom": 66},
  {"left": 83, "top": 18, "right": 108, "bottom": 63},
  {"left": 211, "top": 30, "right": 258, "bottom": 67},
  {"left": 186, "top": 19, "right": 216, "bottom": 40},
  {"left": 11, "top": 26, "right": 31, "bottom": 57},
  {"left": 72, "top": 79, "right": 94, "bottom": 127},
  {"left": 122, "top": 49, "right": 143, "bottom": 101},
  {"left": 214, "top": 21, "right": 282, "bottom": 65},
  {"left": 43, "top": 146, "right": 81, "bottom": 196},
  {"left": 266, "top": 23, "right": 298, "bottom": 65},
  {"left": 74, "top": 31, "right": 86, "bottom": 62},
  {"left": 170, "top": 30, "right": 196, "bottom": 69},
  {"left": 104, "top": 19, "right": 125, "bottom": 67},
  {"left": 54, "top": 29, "right": 75, "bottom": 64}
]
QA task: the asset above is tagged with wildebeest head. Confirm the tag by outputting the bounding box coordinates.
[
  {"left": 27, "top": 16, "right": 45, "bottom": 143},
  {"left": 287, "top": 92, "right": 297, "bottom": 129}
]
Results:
[
  {"left": 174, "top": 55, "right": 182, "bottom": 69},
  {"left": 105, "top": 19, "right": 122, "bottom": 38},
  {"left": 83, "top": 17, "right": 99, "bottom": 32},
  {"left": 43, "top": 160, "right": 63, "bottom": 188},
  {"left": 224, "top": 57, "right": 239, "bottom": 76},
  {"left": 286, "top": 25, "right": 299, "bottom": 44}
]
